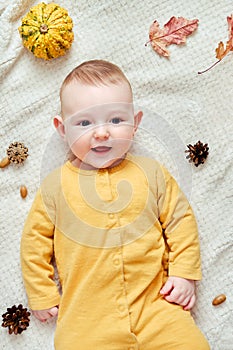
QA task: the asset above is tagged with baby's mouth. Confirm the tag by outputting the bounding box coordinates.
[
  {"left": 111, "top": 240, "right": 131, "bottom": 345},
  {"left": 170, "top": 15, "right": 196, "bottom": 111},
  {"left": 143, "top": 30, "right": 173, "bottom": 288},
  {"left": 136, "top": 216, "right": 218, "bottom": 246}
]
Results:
[{"left": 91, "top": 146, "right": 112, "bottom": 153}]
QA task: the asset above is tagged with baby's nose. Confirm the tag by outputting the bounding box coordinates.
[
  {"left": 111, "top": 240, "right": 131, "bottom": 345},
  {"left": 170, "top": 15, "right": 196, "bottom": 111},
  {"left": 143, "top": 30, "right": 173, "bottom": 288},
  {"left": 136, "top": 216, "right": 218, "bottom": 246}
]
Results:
[{"left": 93, "top": 125, "right": 110, "bottom": 139}]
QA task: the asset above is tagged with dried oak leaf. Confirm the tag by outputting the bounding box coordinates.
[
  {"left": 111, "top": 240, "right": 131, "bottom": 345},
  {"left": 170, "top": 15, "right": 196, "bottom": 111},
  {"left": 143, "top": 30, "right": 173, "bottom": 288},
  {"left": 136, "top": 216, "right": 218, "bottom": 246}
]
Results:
[
  {"left": 146, "top": 16, "right": 199, "bottom": 57},
  {"left": 198, "top": 14, "right": 233, "bottom": 74}
]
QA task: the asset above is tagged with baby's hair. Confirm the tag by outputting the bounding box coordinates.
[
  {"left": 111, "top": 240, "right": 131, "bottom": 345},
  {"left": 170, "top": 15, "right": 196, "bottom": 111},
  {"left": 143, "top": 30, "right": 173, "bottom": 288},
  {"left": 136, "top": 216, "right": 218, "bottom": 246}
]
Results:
[{"left": 60, "top": 59, "right": 132, "bottom": 97}]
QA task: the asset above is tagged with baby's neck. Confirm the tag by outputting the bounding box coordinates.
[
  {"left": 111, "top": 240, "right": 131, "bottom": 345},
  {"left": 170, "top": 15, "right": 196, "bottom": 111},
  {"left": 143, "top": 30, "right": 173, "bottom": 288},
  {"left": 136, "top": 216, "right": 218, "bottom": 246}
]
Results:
[{"left": 71, "top": 154, "right": 127, "bottom": 171}]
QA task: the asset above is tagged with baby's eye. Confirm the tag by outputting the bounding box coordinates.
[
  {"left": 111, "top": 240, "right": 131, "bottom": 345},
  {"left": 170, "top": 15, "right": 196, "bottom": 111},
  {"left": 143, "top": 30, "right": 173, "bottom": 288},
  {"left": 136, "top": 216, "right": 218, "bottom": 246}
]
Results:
[
  {"left": 78, "top": 120, "right": 91, "bottom": 126},
  {"left": 110, "top": 117, "right": 122, "bottom": 124}
]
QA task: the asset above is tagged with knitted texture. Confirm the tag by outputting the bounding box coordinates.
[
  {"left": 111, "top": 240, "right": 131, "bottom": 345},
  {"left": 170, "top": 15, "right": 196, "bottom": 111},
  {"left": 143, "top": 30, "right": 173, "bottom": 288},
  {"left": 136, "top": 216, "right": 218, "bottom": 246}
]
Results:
[{"left": 0, "top": 0, "right": 232, "bottom": 349}]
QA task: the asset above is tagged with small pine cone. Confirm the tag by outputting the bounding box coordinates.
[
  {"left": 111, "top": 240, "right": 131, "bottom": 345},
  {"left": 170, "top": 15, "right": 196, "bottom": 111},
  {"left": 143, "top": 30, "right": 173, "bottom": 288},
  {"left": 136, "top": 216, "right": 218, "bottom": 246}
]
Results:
[
  {"left": 1, "top": 304, "right": 31, "bottom": 335},
  {"left": 185, "top": 141, "right": 209, "bottom": 167},
  {"left": 6, "top": 142, "right": 29, "bottom": 164}
]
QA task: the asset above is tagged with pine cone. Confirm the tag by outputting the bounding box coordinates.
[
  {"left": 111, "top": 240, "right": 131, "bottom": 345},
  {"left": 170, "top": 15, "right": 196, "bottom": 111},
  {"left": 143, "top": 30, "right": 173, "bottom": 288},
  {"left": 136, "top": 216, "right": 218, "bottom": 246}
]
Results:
[
  {"left": 6, "top": 142, "right": 29, "bottom": 164},
  {"left": 185, "top": 141, "right": 209, "bottom": 167},
  {"left": 2, "top": 304, "right": 30, "bottom": 335}
]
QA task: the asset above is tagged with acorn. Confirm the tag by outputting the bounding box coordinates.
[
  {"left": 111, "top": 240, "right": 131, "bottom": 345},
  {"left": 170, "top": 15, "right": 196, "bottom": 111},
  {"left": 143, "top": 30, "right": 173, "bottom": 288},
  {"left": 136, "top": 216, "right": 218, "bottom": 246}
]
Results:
[
  {"left": 0, "top": 157, "right": 10, "bottom": 168},
  {"left": 20, "top": 185, "right": 28, "bottom": 199}
]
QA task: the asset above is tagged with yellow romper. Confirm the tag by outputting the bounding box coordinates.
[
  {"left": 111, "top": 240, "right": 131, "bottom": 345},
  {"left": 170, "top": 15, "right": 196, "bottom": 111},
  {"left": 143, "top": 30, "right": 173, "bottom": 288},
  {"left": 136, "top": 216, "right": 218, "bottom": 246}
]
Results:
[{"left": 21, "top": 154, "right": 210, "bottom": 350}]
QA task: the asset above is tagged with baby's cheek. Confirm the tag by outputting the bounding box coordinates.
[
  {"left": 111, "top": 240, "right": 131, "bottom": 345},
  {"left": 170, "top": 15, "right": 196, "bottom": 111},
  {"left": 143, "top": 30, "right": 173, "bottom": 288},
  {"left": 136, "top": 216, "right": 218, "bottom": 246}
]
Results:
[{"left": 66, "top": 128, "right": 86, "bottom": 148}]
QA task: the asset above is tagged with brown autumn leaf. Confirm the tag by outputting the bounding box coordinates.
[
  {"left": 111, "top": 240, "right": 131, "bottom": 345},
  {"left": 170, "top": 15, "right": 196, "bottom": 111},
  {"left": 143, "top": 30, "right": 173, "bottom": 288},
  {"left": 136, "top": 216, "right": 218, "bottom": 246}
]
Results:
[
  {"left": 198, "top": 14, "right": 233, "bottom": 74},
  {"left": 146, "top": 16, "right": 199, "bottom": 57},
  {"left": 215, "top": 41, "right": 229, "bottom": 60},
  {"left": 216, "top": 15, "right": 233, "bottom": 59}
]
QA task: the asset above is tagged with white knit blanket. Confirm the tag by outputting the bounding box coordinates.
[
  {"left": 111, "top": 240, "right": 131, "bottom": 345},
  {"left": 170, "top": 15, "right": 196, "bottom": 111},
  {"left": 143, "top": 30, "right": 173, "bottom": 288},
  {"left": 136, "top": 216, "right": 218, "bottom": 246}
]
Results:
[{"left": 1, "top": 0, "right": 233, "bottom": 349}]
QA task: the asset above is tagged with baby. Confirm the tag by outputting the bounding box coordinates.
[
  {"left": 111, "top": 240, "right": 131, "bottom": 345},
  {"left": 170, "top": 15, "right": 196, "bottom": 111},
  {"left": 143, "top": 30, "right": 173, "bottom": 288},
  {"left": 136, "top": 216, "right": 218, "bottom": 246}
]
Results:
[{"left": 21, "top": 59, "right": 210, "bottom": 349}]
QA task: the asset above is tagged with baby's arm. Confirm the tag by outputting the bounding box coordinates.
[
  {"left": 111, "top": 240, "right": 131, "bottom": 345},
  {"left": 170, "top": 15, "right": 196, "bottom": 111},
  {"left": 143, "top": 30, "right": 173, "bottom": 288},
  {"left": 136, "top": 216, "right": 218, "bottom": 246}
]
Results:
[
  {"left": 21, "top": 185, "right": 60, "bottom": 312},
  {"left": 160, "top": 276, "right": 196, "bottom": 310},
  {"left": 156, "top": 165, "right": 202, "bottom": 304},
  {"left": 32, "top": 306, "right": 59, "bottom": 322}
]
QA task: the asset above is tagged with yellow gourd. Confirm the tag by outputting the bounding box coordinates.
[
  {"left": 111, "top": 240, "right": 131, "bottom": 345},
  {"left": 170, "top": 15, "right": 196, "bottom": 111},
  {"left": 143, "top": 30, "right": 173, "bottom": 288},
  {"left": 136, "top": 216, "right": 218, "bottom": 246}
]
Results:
[{"left": 18, "top": 2, "right": 74, "bottom": 60}]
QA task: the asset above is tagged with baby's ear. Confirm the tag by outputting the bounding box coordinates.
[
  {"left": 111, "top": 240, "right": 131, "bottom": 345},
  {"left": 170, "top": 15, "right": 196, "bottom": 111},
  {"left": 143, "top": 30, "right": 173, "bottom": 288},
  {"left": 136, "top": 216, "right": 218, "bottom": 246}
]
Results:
[
  {"left": 134, "top": 110, "right": 143, "bottom": 132},
  {"left": 53, "top": 115, "right": 66, "bottom": 140}
]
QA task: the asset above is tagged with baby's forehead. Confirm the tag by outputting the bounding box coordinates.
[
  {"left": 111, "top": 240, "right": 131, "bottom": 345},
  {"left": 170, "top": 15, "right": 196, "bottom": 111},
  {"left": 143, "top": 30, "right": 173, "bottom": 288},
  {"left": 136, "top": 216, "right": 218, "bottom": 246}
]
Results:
[
  {"left": 60, "top": 80, "right": 133, "bottom": 118},
  {"left": 60, "top": 79, "right": 80, "bottom": 96}
]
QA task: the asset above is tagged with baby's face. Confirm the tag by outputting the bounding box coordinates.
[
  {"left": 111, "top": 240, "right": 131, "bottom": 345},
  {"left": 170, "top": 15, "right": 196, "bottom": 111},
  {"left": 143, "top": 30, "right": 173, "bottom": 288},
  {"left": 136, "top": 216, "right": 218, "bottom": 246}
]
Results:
[{"left": 60, "top": 81, "right": 141, "bottom": 170}]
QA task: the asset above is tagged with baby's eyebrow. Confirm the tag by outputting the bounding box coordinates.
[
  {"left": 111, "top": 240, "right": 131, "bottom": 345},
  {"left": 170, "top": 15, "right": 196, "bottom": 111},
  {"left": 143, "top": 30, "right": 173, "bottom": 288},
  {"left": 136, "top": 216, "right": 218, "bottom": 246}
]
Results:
[
  {"left": 108, "top": 109, "right": 131, "bottom": 115},
  {"left": 68, "top": 113, "right": 92, "bottom": 121}
]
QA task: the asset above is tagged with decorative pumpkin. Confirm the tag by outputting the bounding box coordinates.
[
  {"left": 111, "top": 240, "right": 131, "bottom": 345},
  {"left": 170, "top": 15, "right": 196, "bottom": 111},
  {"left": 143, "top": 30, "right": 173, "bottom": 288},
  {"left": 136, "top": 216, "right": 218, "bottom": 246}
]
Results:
[{"left": 18, "top": 2, "right": 74, "bottom": 60}]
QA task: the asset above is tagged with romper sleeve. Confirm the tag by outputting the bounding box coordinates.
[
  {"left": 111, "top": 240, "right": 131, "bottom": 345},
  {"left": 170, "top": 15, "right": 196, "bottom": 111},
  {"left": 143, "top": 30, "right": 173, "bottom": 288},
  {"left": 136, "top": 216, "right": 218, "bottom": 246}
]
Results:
[
  {"left": 20, "top": 186, "right": 61, "bottom": 310},
  {"left": 156, "top": 165, "right": 202, "bottom": 281}
]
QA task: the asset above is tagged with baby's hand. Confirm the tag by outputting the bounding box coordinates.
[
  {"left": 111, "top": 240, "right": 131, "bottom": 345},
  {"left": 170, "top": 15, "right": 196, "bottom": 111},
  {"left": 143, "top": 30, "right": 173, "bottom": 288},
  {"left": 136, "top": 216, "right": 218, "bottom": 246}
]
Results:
[
  {"left": 32, "top": 306, "right": 59, "bottom": 322},
  {"left": 160, "top": 276, "right": 196, "bottom": 310}
]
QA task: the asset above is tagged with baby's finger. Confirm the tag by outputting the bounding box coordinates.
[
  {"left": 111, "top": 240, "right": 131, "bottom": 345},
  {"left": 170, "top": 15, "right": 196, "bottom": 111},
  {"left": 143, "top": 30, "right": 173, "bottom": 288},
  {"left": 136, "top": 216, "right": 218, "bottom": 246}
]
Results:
[
  {"left": 160, "top": 279, "right": 174, "bottom": 295},
  {"left": 183, "top": 294, "right": 196, "bottom": 310},
  {"left": 164, "top": 288, "right": 190, "bottom": 305},
  {"left": 49, "top": 306, "right": 59, "bottom": 317},
  {"left": 164, "top": 292, "right": 179, "bottom": 304},
  {"left": 165, "top": 286, "right": 185, "bottom": 302}
]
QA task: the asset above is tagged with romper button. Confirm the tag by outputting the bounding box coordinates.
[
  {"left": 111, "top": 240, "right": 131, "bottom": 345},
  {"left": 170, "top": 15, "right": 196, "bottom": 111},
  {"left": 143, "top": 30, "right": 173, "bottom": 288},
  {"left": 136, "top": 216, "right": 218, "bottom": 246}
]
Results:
[
  {"left": 118, "top": 304, "right": 125, "bottom": 312},
  {"left": 113, "top": 258, "right": 120, "bottom": 266},
  {"left": 109, "top": 213, "right": 114, "bottom": 219}
]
